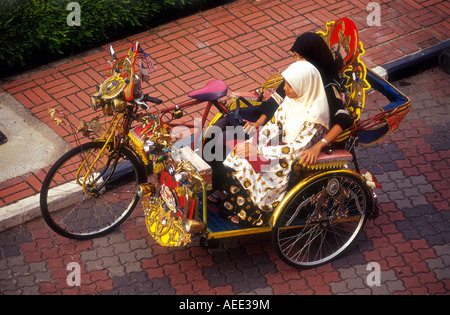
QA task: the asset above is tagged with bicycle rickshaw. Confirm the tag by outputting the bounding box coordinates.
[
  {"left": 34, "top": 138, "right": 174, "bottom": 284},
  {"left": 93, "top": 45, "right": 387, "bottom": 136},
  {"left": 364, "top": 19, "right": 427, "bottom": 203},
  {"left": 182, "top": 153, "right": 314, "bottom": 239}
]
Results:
[{"left": 40, "top": 18, "right": 410, "bottom": 268}]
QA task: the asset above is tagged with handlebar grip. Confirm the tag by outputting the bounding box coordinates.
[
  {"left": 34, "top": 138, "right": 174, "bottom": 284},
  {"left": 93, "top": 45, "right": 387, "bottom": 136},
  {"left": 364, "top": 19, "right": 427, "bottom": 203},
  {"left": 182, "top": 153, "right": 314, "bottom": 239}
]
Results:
[{"left": 143, "top": 94, "right": 162, "bottom": 105}]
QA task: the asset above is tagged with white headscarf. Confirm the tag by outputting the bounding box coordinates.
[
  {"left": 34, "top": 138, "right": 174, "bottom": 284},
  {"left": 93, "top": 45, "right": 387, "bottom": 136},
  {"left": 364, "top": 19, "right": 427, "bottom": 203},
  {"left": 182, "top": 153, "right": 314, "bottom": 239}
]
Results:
[{"left": 281, "top": 60, "right": 330, "bottom": 143}]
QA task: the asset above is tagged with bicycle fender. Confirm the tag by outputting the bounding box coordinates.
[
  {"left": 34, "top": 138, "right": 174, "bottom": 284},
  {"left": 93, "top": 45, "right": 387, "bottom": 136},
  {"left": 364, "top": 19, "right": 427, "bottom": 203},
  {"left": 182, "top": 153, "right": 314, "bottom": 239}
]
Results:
[{"left": 91, "top": 139, "right": 148, "bottom": 183}]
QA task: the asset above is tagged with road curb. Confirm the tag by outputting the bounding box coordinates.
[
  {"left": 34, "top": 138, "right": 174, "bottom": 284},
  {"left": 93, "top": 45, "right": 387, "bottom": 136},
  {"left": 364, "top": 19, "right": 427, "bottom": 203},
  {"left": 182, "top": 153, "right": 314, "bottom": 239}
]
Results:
[
  {"left": 380, "top": 39, "right": 450, "bottom": 81},
  {"left": 0, "top": 192, "right": 41, "bottom": 232}
]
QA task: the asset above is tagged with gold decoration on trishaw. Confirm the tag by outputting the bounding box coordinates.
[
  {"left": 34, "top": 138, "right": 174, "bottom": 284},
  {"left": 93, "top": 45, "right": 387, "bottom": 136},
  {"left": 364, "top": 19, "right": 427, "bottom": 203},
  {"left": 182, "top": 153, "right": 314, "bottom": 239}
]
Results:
[
  {"left": 143, "top": 198, "right": 191, "bottom": 247},
  {"left": 99, "top": 74, "right": 127, "bottom": 99},
  {"left": 318, "top": 18, "right": 371, "bottom": 142}
]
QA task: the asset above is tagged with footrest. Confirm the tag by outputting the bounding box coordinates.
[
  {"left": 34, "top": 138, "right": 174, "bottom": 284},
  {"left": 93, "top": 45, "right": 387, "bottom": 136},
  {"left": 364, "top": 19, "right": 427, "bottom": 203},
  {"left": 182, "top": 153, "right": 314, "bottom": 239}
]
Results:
[{"left": 197, "top": 193, "right": 242, "bottom": 234}]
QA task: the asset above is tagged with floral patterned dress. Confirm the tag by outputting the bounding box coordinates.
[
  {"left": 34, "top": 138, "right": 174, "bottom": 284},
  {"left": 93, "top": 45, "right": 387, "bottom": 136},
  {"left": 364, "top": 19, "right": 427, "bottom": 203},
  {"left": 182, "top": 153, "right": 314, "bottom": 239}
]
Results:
[{"left": 221, "top": 102, "right": 327, "bottom": 227}]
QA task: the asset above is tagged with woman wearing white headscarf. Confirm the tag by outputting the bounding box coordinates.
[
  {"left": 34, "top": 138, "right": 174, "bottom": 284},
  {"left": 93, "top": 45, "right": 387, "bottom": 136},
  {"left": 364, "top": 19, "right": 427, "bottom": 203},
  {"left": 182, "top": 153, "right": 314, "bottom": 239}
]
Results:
[{"left": 221, "top": 60, "right": 330, "bottom": 226}]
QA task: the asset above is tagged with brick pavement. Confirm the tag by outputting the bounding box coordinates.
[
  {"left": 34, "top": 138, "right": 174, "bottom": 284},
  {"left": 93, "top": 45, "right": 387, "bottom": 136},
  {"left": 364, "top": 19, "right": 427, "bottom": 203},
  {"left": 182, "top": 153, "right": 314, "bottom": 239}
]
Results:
[{"left": 0, "top": 0, "right": 449, "bottom": 295}]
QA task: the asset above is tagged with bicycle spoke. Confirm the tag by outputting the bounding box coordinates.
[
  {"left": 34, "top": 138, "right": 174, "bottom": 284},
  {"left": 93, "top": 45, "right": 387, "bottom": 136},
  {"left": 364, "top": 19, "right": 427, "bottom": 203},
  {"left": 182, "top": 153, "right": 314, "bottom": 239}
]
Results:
[
  {"left": 41, "top": 141, "right": 143, "bottom": 239},
  {"left": 273, "top": 172, "right": 371, "bottom": 268}
]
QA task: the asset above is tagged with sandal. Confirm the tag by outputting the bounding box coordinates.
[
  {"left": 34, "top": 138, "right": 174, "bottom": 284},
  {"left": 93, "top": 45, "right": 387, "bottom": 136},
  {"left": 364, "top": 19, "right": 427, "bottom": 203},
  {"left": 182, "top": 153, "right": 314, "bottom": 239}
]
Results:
[
  {"left": 207, "top": 193, "right": 220, "bottom": 204},
  {"left": 207, "top": 190, "right": 226, "bottom": 208}
]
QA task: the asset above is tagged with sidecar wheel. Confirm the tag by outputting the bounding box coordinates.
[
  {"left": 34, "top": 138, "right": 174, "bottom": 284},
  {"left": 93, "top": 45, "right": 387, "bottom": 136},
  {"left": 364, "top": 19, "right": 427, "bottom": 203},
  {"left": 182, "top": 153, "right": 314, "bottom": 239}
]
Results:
[{"left": 272, "top": 172, "right": 373, "bottom": 268}]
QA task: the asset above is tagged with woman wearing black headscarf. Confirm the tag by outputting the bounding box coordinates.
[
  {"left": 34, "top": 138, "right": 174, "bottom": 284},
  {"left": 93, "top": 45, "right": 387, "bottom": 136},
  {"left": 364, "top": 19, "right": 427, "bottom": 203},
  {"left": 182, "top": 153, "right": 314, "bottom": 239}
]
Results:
[
  {"left": 206, "top": 32, "right": 353, "bottom": 201},
  {"left": 290, "top": 32, "right": 342, "bottom": 85},
  {"left": 243, "top": 32, "right": 353, "bottom": 164},
  {"left": 290, "top": 32, "right": 353, "bottom": 164}
]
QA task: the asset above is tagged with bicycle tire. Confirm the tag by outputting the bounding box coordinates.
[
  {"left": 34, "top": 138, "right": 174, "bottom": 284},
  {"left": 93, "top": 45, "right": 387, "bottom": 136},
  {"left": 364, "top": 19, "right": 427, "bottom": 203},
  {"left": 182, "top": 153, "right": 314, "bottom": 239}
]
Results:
[
  {"left": 272, "top": 171, "right": 373, "bottom": 268},
  {"left": 40, "top": 140, "right": 147, "bottom": 240}
]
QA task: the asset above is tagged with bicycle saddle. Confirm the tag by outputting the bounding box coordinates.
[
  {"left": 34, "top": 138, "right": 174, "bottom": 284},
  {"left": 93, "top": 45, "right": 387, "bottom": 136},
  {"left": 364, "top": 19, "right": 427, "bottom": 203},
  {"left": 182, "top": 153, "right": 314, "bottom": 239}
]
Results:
[{"left": 188, "top": 80, "right": 228, "bottom": 101}]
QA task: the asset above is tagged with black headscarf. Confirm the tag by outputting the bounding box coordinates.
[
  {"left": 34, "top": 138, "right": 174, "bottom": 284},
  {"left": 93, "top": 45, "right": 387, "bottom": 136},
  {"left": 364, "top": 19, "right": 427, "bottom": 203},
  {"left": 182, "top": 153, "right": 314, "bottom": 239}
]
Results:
[{"left": 290, "top": 32, "right": 343, "bottom": 85}]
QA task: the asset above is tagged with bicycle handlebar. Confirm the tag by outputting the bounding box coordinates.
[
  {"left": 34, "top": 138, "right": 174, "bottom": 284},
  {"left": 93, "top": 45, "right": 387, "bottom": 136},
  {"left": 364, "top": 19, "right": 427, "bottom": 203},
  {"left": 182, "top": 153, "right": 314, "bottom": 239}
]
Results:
[
  {"left": 135, "top": 94, "right": 163, "bottom": 110},
  {"left": 143, "top": 94, "right": 162, "bottom": 105}
]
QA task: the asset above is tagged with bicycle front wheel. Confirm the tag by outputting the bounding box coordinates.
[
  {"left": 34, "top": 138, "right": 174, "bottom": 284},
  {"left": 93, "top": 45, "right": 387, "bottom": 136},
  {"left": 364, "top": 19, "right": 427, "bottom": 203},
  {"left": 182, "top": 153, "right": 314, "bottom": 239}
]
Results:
[{"left": 40, "top": 141, "right": 146, "bottom": 239}]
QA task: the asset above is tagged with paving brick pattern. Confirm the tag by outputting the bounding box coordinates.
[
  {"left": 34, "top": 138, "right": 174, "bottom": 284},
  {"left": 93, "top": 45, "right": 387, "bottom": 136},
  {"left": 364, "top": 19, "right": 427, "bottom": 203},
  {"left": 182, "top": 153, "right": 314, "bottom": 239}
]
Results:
[{"left": 0, "top": 0, "right": 449, "bottom": 295}]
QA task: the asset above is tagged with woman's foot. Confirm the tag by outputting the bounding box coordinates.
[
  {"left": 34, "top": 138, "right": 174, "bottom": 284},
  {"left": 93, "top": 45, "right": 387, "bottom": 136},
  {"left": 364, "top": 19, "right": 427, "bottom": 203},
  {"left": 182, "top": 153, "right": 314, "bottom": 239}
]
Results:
[
  {"left": 207, "top": 190, "right": 226, "bottom": 204},
  {"left": 207, "top": 193, "right": 219, "bottom": 204}
]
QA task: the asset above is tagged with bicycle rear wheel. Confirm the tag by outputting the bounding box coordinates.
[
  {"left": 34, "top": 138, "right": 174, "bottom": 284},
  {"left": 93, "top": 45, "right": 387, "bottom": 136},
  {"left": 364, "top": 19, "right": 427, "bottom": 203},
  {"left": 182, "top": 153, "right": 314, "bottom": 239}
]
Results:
[
  {"left": 272, "top": 171, "right": 373, "bottom": 268},
  {"left": 40, "top": 140, "right": 146, "bottom": 239}
]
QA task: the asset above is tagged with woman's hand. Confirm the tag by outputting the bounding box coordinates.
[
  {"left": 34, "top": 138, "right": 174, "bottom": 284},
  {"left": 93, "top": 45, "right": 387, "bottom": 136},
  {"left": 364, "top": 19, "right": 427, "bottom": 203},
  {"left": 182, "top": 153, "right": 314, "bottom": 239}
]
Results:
[
  {"left": 300, "top": 125, "right": 344, "bottom": 165},
  {"left": 300, "top": 142, "right": 323, "bottom": 165},
  {"left": 243, "top": 114, "right": 267, "bottom": 135},
  {"left": 243, "top": 120, "right": 258, "bottom": 135}
]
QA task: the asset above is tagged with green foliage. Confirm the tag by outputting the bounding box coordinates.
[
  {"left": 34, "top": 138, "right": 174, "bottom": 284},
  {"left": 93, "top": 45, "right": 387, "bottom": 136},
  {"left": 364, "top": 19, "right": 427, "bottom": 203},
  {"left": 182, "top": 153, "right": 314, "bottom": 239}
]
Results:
[{"left": 0, "top": 0, "right": 210, "bottom": 75}]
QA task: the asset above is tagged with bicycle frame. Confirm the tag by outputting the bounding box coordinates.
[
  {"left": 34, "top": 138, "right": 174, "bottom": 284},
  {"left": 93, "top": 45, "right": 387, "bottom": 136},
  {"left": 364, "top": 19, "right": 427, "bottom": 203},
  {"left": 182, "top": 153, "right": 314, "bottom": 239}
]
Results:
[
  {"left": 82, "top": 95, "right": 228, "bottom": 160},
  {"left": 162, "top": 99, "right": 228, "bottom": 129}
]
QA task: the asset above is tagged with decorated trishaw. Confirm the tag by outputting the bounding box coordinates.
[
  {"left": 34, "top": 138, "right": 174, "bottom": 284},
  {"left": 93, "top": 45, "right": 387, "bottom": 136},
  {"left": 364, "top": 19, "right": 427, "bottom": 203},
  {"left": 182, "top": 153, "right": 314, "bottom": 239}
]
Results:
[{"left": 40, "top": 18, "right": 410, "bottom": 268}]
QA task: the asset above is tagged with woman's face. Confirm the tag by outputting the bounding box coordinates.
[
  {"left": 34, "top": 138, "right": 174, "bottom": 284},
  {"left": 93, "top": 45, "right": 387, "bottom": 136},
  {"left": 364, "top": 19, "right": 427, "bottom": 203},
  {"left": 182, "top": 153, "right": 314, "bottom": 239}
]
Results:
[
  {"left": 293, "top": 52, "right": 306, "bottom": 62},
  {"left": 284, "top": 81, "right": 299, "bottom": 99}
]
